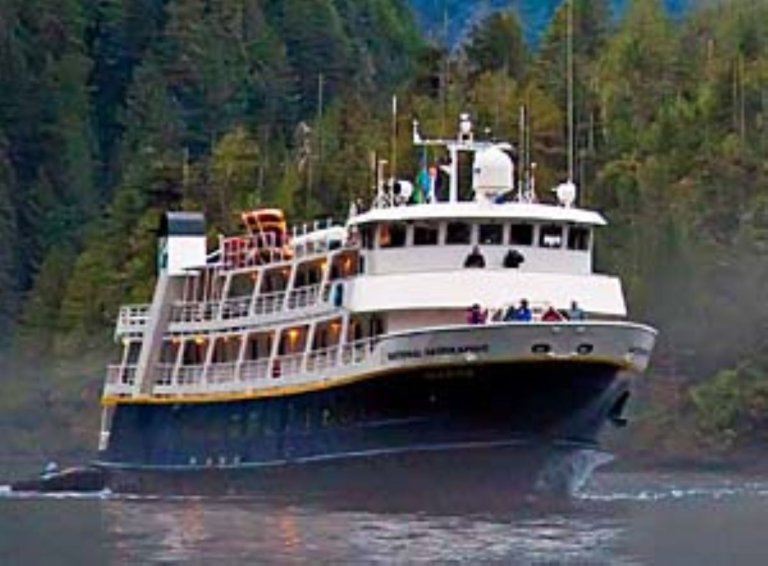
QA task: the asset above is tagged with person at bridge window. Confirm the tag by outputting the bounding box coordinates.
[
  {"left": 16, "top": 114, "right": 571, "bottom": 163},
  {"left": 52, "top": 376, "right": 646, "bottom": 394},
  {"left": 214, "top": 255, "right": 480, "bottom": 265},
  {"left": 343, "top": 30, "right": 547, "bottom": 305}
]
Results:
[
  {"left": 542, "top": 305, "right": 564, "bottom": 322},
  {"left": 515, "top": 299, "right": 532, "bottom": 322},
  {"left": 503, "top": 249, "right": 524, "bottom": 268},
  {"left": 464, "top": 245, "right": 486, "bottom": 268}
]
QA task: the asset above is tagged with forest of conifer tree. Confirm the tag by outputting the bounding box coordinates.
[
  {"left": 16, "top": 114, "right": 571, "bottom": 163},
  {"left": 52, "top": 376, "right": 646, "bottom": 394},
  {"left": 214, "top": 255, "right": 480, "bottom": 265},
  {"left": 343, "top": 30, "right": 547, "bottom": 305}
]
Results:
[{"left": 1, "top": 0, "right": 768, "bottom": 463}]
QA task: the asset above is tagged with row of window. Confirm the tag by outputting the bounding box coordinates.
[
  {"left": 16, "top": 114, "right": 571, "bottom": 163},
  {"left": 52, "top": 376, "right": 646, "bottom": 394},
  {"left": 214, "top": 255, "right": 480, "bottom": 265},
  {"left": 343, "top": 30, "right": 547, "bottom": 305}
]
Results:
[{"left": 362, "top": 222, "right": 591, "bottom": 251}]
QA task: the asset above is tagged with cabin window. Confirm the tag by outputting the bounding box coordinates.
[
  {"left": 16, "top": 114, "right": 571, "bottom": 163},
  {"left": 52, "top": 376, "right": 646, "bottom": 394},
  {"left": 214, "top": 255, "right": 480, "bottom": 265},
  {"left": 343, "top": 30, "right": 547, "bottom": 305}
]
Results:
[
  {"left": 539, "top": 224, "right": 563, "bottom": 248},
  {"left": 568, "top": 226, "right": 591, "bottom": 251},
  {"left": 182, "top": 339, "right": 207, "bottom": 365},
  {"left": 212, "top": 336, "right": 241, "bottom": 363},
  {"left": 229, "top": 273, "right": 256, "bottom": 298},
  {"left": 126, "top": 342, "right": 142, "bottom": 364},
  {"left": 414, "top": 223, "right": 439, "bottom": 246},
  {"left": 160, "top": 341, "right": 180, "bottom": 364},
  {"left": 379, "top": 223, "right": 406, "bottom": 248},
  {"left": 445, "top": 222, "right": 471, "bottom": 245},
  {"left": 245, "top": 333, "right": 272, "bottom": 360},
  {"left": 479, "top": 224, "right": 503, "bottom": 245},
  {"left": 509, "top": 224, "right": 534, "bottom": 246},
  {"left": 361, "top": 225, "right": 374, "bottom": 249}
]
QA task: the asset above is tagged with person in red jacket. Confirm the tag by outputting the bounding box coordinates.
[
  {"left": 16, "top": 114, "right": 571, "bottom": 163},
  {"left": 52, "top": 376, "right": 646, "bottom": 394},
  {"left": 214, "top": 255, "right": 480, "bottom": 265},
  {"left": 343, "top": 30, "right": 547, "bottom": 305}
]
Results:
[{"left": 541, "top": 305, "right": 564, "bottom": 322}]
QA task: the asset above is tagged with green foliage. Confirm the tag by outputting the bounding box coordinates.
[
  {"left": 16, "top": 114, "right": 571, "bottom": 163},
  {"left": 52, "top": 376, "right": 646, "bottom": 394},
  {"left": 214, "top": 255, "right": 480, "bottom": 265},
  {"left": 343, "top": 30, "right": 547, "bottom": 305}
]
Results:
[
  {"left": 691, "top": 362, "right": 768, "bottom": 450},
  {"left": 4, "top": 0, "right": 768, "bottom": 459},
  {"left": 0, "top": 136, "right": 18, "bottom": 348},
  {"left": 464, "top": 10, "right": 528, "bottom": 81}
]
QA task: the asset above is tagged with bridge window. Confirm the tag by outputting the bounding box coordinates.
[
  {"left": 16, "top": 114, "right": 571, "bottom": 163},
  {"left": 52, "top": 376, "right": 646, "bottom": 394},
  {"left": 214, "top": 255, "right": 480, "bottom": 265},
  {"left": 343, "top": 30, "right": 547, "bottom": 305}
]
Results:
[
  {"left": 379, "top": 223, "right": 407, "bottom": 248},
  {"left": 445, "top": 222, "right": 471, "bottom": 245},
  {"left": 414, "top": 223, "right": 439, "bottom": 246},
  {"left": 479, "top": 224, "right": 503, "bottom": 245},
  {"left": 509, "top": 224, "right": 534, "bottom": 246},
  {"left": 360, "top": 225, "right": 374, "bottom": 249},
  {"left": 568, "top": 226, "right": 591, "bottom": 251},
  {"left": 539, "top": 224, "right": 563, "bottom": 248}
]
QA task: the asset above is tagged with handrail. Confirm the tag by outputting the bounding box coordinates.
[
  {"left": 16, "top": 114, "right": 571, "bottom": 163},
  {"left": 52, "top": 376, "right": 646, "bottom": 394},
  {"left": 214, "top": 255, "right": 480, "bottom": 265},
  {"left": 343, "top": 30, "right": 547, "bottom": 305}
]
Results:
[
  {"left": 240, "top": 359, "right": 270, "bottom": 382},
  {"left": 169, "top": 284, "right": 329, "bottom": 325},
  {"left": 116, "top": 305, "right": 151, "bottom": 333},
  {"left": 106, "top": 364, "right": 137, "bottom": 385},
  {"left": 103, "top": 335, "right": 382, "bottom": 397},
  {"left": 217, "top": 226, "right": 353, "bottom": 272}
]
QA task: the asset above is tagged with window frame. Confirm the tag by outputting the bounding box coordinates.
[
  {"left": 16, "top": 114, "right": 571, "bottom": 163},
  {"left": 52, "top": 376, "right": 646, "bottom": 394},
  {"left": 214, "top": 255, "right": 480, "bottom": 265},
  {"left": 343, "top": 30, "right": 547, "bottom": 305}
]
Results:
[
  {"left": 509, "top": 223, "right": 534, "bottom": 246},
  {"left": 413, "top": 222, "right": 440, "bottom": 246},
  {"left": 539, "top": 224, "right": 564, "bottom": 249},
  {"left": 379, "top": 222, "right": 407, "bottom": 249},
  {"left": 445, "top": 221, "right": 472, "bottom": 245},
  {"left": 479, "top": 223, "right": 504, "bottom": 245},
  {"left": 567, "top": 225, "right": 591, "bottom": 251}
]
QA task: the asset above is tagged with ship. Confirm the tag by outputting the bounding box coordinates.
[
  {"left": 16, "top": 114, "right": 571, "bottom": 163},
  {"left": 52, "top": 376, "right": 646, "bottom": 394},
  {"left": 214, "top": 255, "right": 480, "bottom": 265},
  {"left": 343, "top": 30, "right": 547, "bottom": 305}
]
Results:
[{"left": 11, "top": 115, "right": 657, "bottom": 498}]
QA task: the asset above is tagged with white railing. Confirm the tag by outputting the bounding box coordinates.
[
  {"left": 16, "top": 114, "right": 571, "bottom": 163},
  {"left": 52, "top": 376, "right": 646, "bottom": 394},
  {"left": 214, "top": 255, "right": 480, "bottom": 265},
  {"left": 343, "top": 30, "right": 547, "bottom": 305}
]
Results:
[
  {"left": 154, "top": 363, "right": 175, "bottom": 386},
  {"left": 286, "top": 285, "right": 321, "bottom": 310},
  {"left": 106, "top": 364, "right": 137, "bottom": 385},
  {"left": 271, "top": 353, "right": 304, "bottom": 379},
  {"left": 168, "top": 284, "right": 328, "bottom": 326},
  {"left": 217, "top": 220, "right": 352, "bottom": 273},
  {"left": 240, "top": 359, "right": 270, "bottom": 382},
  {"left": 251, "top": 290, "right": 287, "bottom": 316},
  {"left": 177, "top": 365, "right": 204, "bottom": 386},
  {"left": 116, "top": 305, "right": 151, "bottom": 334},
  {"left": 103, "top": 336, "right": 380, "bottom": 398},
  {"left": 206, "top": 362, "right": 238, "bottom": 384},
  {"left": 305, "top": 346, "right": 341, "bottom": 373},
  {"left": 170, "top": 301, "right": 221, "bottom": 324},
  {"left": 342, "top": 338, "right": 377, "bottom": 365}
]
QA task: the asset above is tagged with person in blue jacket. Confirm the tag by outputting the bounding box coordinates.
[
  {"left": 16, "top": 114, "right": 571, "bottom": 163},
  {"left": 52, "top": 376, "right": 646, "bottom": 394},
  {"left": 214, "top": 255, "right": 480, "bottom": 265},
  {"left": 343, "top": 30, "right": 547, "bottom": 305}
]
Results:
[{"left": 515, "top": 299, "right": 532, "bottom": 322}]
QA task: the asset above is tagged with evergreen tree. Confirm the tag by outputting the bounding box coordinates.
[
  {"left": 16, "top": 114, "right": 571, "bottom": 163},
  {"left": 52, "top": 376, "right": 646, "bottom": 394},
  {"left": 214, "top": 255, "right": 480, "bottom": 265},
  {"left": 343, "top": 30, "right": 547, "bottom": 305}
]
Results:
[
  {"left": 464, "top": 10, "right": 528, "bottom": 81},
  {"left": 0, "top": 135, "right": 18, "bottom": 349}
]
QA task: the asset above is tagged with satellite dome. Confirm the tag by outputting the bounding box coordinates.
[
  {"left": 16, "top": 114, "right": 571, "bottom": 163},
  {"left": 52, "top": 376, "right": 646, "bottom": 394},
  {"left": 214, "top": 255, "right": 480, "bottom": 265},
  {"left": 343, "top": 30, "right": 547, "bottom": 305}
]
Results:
[
  {"left": 554, "top": 181, "right": 577, "bottom": 208},
  {"left": 472, "top": 146, "right": 514, "bottom": 201}
]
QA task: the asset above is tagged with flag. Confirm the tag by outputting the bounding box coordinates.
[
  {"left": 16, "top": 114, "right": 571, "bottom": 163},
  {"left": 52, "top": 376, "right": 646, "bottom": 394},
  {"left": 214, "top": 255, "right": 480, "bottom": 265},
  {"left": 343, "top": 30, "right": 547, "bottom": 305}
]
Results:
[{"left": 415, "top": 146, "right": 429, "bottom": 203}]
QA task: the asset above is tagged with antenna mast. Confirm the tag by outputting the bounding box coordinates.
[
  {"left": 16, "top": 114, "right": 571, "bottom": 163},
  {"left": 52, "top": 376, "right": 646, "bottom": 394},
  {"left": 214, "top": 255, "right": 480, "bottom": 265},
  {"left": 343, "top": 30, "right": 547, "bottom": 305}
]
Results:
[
  {"left": 566, "top": 0, "right": 575, "bottom": 183},
  {"left": 391, "top": 95, "right": 398, "bottom": 180}
]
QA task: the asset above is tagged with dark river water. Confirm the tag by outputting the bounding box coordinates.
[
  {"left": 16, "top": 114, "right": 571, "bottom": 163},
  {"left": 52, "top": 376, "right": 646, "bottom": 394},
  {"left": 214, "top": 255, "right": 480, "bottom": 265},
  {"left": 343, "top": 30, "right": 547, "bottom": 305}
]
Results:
[{"left": 2, "top": 468, "right": 768, "bottom": 564}]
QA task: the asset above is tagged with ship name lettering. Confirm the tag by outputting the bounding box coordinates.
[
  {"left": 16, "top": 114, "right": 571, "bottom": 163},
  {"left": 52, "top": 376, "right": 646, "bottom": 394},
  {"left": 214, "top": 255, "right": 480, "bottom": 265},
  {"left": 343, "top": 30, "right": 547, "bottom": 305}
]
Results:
[{"left": 388, "top": 344, "right": 489, "bottom": 361}]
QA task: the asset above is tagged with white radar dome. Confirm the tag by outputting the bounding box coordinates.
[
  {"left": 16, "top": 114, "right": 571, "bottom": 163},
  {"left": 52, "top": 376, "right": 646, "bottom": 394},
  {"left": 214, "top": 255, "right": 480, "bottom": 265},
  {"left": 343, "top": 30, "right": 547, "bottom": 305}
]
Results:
[
  {"left": 554, "top": 181, "right": 577, "bottom": 208},
  {"left": 472, "top": 146, "right": 514, "bottom": 201}
]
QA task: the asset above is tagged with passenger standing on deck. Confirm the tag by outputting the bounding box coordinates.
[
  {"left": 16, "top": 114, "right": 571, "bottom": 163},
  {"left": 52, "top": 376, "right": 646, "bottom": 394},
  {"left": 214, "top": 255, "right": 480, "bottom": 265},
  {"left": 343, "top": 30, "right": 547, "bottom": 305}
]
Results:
[
  {"left": 464, "top": 245, "right": 486, "bottom": 268},
  {"left": 542, "top": 305, "right": 564, "bottom": 322},
  {"left": 467, "top": 303, "right": 487, "bottom": 325},
  {"left": 567, "top": 300, "right": 585, "bottom": 321},
  {"left": 515, "top": 299, "right": 532, "bottom": 322}
]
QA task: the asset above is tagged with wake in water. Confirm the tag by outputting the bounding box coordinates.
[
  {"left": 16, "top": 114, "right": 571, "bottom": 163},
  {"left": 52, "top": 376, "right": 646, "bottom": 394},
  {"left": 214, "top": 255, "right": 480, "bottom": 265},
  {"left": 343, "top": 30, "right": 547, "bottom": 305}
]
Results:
[{"left": 577, "top": 473, "right": 768, "bottom": 503}]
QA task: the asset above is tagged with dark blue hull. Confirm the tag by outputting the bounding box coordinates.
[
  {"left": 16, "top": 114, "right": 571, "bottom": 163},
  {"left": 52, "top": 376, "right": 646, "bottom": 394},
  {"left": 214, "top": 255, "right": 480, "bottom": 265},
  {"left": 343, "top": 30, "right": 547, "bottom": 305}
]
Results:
[{"left": 95, "top": 361, "right": 630, "bottom": 496}]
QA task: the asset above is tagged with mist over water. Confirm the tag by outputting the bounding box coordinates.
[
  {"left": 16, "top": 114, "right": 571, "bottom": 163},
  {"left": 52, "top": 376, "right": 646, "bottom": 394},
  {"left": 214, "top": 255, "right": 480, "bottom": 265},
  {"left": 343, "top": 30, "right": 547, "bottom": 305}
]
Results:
[{"left": 3, "top": 470, "right": 768, "bottom": 565}]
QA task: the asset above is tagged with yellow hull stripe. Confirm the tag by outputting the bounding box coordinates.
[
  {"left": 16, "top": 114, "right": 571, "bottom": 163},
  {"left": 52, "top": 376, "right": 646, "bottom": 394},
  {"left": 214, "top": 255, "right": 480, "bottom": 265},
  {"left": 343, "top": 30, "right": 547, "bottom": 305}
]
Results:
[{"left": 101, "top": 355, "right": 639, "bottom": 407}]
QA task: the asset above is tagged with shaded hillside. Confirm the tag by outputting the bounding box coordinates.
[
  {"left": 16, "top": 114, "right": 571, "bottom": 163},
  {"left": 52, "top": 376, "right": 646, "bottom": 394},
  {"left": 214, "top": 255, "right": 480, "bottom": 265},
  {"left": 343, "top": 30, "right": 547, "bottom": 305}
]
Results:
[
  {"left": 2, "top": 0, "right": 768, "bottom": 464},
  {"left": 0, "top": 0, "right": 423, "bottom": 457}
]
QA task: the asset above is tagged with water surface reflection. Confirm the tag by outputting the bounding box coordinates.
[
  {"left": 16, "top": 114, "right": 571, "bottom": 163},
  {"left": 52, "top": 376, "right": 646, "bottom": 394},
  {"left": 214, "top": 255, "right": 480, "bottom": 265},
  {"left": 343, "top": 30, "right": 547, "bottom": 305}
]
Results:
[{"left": 4, "top": 472, "right": 768, "bottom": 564}]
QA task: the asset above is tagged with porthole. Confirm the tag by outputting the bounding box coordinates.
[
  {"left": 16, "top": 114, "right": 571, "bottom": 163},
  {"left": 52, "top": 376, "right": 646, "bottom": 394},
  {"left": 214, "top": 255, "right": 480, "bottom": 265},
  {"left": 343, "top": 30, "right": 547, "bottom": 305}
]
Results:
[
  {"left": 577, "top": 344, "right": 594, "bottom": 355},
  {"left": 531, "top": 343, "right": 551, "bottom": 354}
]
